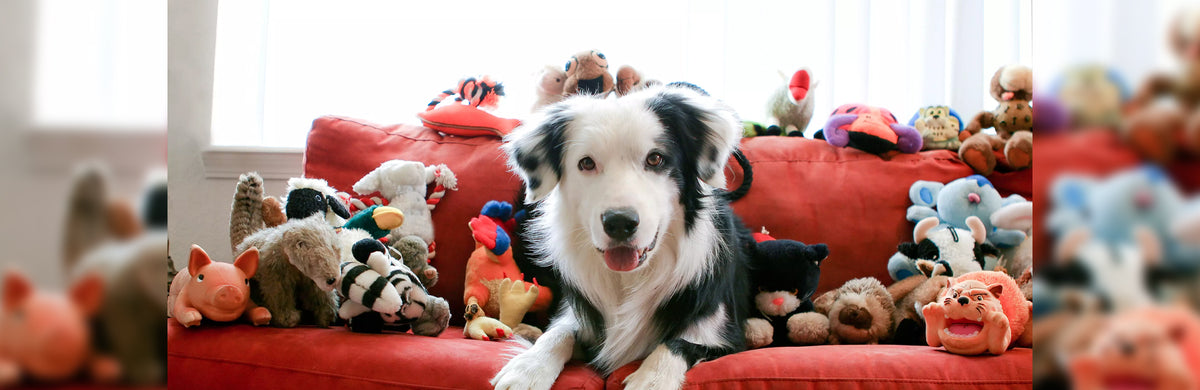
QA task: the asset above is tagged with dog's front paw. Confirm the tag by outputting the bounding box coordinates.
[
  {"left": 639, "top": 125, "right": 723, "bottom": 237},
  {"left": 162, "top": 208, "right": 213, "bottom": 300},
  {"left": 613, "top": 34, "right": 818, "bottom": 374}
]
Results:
[
  {"left": 622, "top": 345, "right": 688, "bottom": 390},
  {"left": 491, "top": 351, "right": 562, "bottom": 390}
]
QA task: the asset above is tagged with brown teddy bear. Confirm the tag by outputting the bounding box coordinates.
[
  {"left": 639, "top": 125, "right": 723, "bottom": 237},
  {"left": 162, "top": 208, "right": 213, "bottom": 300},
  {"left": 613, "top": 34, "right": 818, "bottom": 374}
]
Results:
[
  {"left": 1123, "top": 8, "right": 1200, "bottom": 163},
  {"left": 788, "top": 277, "right": 896, "bottom": 345},
  {"left": 959, "top": 64, "right": 1033, "bottom": 176}
]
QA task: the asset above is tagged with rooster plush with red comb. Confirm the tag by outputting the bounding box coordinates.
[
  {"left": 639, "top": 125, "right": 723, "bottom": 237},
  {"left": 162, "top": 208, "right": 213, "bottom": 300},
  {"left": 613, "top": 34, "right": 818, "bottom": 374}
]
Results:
[{"left": 462, "top": 201, "right": 553, "bottom": 341}]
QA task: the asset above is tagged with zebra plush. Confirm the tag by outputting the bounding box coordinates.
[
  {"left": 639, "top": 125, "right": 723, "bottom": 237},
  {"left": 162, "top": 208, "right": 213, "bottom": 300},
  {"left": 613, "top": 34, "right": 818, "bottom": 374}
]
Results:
[{"left": 337, "top": 238, "right": 450, "bottom": 335}]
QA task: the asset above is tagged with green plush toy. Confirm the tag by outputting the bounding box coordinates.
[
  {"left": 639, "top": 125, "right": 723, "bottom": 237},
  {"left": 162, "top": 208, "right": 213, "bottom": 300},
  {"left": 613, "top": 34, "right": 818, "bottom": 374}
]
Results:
[{"left": 342, "top": 205, "right": 405, "bottom": 240}]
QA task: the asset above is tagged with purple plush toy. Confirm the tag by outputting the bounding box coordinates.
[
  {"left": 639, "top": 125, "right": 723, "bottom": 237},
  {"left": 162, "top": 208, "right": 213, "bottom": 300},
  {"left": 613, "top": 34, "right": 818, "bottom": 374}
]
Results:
[{"left": 817, "top": 103, "right": 923, "bottom": 155}]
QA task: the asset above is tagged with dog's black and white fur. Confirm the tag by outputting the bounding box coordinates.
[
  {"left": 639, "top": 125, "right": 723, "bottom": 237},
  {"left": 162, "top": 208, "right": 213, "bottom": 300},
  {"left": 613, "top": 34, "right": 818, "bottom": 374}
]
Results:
[{"left": 492, "top": 86, "right": 752, "bottom": 390}]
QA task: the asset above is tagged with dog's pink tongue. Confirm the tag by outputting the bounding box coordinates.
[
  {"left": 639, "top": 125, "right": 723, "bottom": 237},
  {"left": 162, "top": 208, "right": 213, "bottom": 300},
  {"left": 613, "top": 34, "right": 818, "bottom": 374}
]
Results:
[
  {"left": 947, "top": 323, "right": 983, "bottom": 336},
  {"left": 604, "top": 247, "right": 639, "bottom": 272}
]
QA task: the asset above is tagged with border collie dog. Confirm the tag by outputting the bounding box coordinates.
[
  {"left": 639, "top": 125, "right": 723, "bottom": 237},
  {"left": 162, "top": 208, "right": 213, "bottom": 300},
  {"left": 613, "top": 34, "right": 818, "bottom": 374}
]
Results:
[{"left": 492, "top": 85, "right": 752, "bottom": 390}]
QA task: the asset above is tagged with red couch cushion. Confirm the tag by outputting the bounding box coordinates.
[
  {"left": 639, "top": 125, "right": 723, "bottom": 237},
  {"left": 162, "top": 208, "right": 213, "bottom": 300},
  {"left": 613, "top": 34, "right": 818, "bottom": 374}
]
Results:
[
  {"left": 606, "top": 345, "right": 1031, "bottom": 390},
  {"left": 303, "top": 116, "right": 1033, "bottom": 306},
  {"left": 166, "top": 319, "right": 605, "bottom": 390}
]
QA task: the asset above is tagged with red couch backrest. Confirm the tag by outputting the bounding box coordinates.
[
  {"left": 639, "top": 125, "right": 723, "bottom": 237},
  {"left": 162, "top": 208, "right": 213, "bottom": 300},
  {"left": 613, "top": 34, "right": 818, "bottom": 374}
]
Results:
[{"left": 304, "top": 116, "right": 1032, "bottom": 325}]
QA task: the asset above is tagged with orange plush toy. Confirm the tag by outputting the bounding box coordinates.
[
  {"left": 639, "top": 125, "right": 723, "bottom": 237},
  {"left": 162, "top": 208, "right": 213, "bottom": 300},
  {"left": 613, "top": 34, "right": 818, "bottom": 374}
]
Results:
[
  {"left": 922, "top": 270, "right": 1032, "bottom": 355},
  {"left": 463, "top": 201, "right": 552, "bottom": 341}
]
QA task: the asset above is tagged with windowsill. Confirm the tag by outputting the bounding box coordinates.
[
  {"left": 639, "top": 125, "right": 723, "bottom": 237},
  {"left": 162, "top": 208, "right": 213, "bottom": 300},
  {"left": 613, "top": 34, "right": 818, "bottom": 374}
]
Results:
[
  {"left": 24, "top": 129, "right": 165, "bottom": 174},
  {"left": 202, "top": 146, "right": 304, "bottom": 179}
]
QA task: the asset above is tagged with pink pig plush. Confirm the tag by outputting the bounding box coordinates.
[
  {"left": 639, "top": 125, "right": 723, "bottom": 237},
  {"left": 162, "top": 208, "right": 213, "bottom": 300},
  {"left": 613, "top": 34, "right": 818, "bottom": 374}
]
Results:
[
  {"left": 169, "top": 245, "right": 270, "bottom": 327},
  {"left": 0, "top": 270, "right": 119, "bottom": 385}
]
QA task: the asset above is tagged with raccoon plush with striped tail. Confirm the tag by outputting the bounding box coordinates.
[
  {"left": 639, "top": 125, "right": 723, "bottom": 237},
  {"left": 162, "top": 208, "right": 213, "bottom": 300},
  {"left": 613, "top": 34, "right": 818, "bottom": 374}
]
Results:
[{"left": 337, "top": 238, "right": 449, "bottom": 335}]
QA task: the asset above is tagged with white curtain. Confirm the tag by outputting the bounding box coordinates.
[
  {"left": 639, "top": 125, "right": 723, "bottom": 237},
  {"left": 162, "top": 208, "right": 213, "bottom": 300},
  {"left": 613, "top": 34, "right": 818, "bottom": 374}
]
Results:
[{"left": 211, "top": 0, "right": 1031, "bottom": 148}]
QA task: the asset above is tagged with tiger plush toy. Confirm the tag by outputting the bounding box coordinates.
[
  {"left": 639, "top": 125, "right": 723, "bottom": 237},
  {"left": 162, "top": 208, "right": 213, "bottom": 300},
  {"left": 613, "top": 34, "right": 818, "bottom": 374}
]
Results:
[
  {"left": 337, "top": 238, "right": 450, "bottom": 335},
  {"left": 908, "top": 106, "right": 965, "bottom": 151}
]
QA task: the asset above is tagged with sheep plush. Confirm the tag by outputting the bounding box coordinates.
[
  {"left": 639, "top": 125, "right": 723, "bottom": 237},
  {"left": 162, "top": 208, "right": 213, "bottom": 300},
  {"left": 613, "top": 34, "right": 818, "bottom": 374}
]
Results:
[
  {"left": 744, "top": 239, "right": 829, "bottom": 348},
  {"left": 337, "top": 238, "right": 449, "bottom": 336},
  {"left": 789, "top": 277, "right": 896, "bottom": 345},
  {"left": 352, "top": 159, "right": 458, "bottom": 255},
  {"left": 887, "top": 216, "right": 1000, "bottom": 281},
  {"left": 767, "top": 69, "right": 817, "bottom": 136}
]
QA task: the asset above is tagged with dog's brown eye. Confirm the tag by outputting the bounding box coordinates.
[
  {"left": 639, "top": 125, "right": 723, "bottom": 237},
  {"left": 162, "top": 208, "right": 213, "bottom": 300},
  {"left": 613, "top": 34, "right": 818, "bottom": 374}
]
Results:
[
  {"left": 578, "top": 157, "right": 595, "bottom": 171},
  {"left": 646, "top": 152, "right": 663, "bottom": 167}
]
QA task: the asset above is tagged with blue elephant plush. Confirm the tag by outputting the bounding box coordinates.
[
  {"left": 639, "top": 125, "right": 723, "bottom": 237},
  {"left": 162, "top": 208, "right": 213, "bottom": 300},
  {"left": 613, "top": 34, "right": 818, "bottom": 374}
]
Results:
[{"left": 906, "top": 175, "right": 1028, "bottom": 249}]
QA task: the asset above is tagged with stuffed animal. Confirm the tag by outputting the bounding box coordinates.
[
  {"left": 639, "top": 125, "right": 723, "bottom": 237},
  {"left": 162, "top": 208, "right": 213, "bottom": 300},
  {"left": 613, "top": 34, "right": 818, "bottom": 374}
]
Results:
[
  {"left": 887, "top": 215, "right": 1000, "bottom": 282},
  {"left": 283, "top": 177, "right": 352, "bottom": 228},
  {"left": 742, "top": 121, "right": 785, "bottom": 138},
  {"left": 1122, "top": 7, "right": 1200, "bottom": 164},
  {"left": 789, "top": 277, "right": 895, "bottom": 345},
  {"left": 1049, "top": 224, "right": 1161, "bottom": 312},
  {"left": 337, "top": 238, "right": 449, "bottom": 335},
  {"left": 767, "top": 69, "right": 817, "bottom": 135},
  {"left": 887, "top": 260, "right": 952, "bottom": 345},
  {"left": 563, "top": 50, "right": 615, "bottom": 97},
  {"left": 907, "top": 175, "right": 1027, "bottom": 249},
  {"left": 615, "top": 64, "right": 659, "bottom": 96},
  {"left": 391, "top": 235, "right": 439, "bottom": 288},
  {"left": 991, "top": 201, "right": 1034, "bottom": 277},
  {"left": 425, "top": 75, "right": 505, "bottom": 112},
  {"left": 463, "top": 201, "right": 553, "bottom": 341},
  {"left": 908, "top": 105, "right": 965, "bottom": 150},
  {"left": 169, "top": 245, "right": 270, "bottom": 327},
  {"left": 1069, "top": 306, "right": 1200, "bottom": 390},
  {"left": 743, "top": 239, "right": 829, "bottom": 348},
  {"left": 1052, "top": 63, "right": 1129, "bottom": 129},
  {"left": 341, "top": 205, "right": 405, "bottom": 240},
  {"left": 816, "top": 103, "right": 923, "bottom": 155},
  {"left": 352, "top": 160, "right": 458, "bottom": 258},
  {"left": 922, "top": 270, "right": 1032, "bottom": 355},
  {"left": 0, "top": 270, "right": 118, "bottom": 386},
  {"left": 236, "top": 214, "right": 341, "bottom": 328},
  {"left": 959, "top": 64, "right": 1034, "bottom": 176},
  {"left": 533, "top": 65, "right": 567, "bottom": 110}
]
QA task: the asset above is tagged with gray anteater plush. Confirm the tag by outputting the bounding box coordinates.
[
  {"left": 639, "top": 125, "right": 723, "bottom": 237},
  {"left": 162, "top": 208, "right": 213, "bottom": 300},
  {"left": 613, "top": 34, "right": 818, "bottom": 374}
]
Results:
[{"left": 231, "top": 173, "right": 342, "bottom": 328}]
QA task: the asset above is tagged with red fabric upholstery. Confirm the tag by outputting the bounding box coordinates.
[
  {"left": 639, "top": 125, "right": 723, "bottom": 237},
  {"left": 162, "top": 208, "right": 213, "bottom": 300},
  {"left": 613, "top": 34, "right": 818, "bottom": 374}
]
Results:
[
  {"left": 169, "top": 116, "right": 1034, "bottom": 389},
  {"left": 607, "top": 346, "right": 1031, "bottom": 390},
  {"left": 166, "top": 319, "right": 604, "bottom": 390}
]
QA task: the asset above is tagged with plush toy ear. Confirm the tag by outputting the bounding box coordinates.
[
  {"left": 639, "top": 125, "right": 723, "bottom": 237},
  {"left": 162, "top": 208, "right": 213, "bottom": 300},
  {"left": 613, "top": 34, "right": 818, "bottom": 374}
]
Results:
[
  {"left": 991, "top": 201, "right": 1033, "bottom": 232},
  {"left": 1051, "top": 175, "right": 1095, "bottom": 213},
  {"left": 987, "top": 283, "right": 1004, "bottom": 298},
  {"left": 326, "top": 195, "right": 351, "bottom": 219},
  {"left": 813, "top": 289, "right": 837, "bottom": 315},
  {"left": 188, "top": 244, "right": 213, "bottom": 277},
  {"left": 351, "top": 166, "right": 384, "bottom": 195},
  {"left": 70, "top": 273, "right": 105, "bottom": 316},
  {"left": 914, "top": 216, "right": 942, "bottom": 243},
  {"left": 965, "top": 216, "right": 988, "bottom": 244},
  {"left": 909, "top": 181, "right": 945, "bottom": 208},
  {"left": 907, "top": 109, "right": 922, "bottom": 127},
  {"left": 811, "top": 244, "right": 829, "bottom": 262},
  {"left": 2, "top": 270, "right": 32, "bottom": 311},
  {"left": 233, "top": 247, "right": 260, "bottom": 278},
  {"left": 1134, "top": 225, "right": 1163, "bottom": 267},
  {"left": 505, "top": 105, "right": 574, "bottom": 203}
]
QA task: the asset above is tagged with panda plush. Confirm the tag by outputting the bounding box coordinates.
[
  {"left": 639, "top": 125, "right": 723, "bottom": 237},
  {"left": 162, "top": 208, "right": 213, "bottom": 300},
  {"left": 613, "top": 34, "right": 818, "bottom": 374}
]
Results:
[{"left": 744, "top": 239, "right": 829, "bottom": 348}]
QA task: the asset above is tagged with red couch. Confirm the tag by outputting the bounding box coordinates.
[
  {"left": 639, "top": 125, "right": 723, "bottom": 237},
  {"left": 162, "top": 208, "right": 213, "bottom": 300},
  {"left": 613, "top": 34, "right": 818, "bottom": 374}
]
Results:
[{"left": 168, "top": 116, "right": 1033, "bottom": 389}]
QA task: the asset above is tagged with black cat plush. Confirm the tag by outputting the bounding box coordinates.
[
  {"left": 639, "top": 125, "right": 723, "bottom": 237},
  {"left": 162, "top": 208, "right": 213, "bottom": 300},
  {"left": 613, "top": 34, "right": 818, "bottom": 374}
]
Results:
[{"left": 744, "top": 239, "right": 829, "bottom": 348}]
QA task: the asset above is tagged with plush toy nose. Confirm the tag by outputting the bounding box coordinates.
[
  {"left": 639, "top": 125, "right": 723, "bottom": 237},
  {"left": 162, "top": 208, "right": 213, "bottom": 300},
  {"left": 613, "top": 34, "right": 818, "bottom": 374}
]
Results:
[
  {"left": 839, "top": 306, "right": 873, "bottom": 329},
  {"left": 772, "top": 297, "right": 784, "bottom": 306},
  {"left": 967, "top": 193, "right": 981, "bottom": 204},
  {"left": 1001, "top": 91, "right": 1014, "bottom": 101},
  {"left": 957, "top": 296, "right": 970, "bottom": 306},
  {"left": 932, "top": 114, "right": 940, "bottom": 119}
]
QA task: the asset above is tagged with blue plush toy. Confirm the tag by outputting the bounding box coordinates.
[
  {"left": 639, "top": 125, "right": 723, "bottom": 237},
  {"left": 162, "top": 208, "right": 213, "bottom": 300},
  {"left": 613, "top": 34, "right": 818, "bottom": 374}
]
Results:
[
  {"left": 1049, "top": 165, "right": 1198, "bottom": 271},
  {"left": 906, "top": 175, "right": 1027, "bottom": 249}
]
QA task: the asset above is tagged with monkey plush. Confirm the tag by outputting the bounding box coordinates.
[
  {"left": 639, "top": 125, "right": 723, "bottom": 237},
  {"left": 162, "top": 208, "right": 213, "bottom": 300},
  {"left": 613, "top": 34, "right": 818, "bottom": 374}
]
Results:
[{"left": 959, "top": 65, "right": 1033, "bottom": 176}]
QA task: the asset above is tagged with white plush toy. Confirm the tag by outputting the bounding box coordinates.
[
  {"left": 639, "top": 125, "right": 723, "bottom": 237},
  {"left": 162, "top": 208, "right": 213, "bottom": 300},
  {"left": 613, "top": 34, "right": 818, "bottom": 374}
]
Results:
[{"left": 352, "top": 160, "right": 458, "bottom": 256}]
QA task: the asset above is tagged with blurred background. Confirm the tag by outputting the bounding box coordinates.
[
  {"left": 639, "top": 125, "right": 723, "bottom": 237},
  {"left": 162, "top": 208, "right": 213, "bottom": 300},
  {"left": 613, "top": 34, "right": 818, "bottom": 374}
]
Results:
[{"left": 0, "top": 0, "right": 167, "bottom": 387}]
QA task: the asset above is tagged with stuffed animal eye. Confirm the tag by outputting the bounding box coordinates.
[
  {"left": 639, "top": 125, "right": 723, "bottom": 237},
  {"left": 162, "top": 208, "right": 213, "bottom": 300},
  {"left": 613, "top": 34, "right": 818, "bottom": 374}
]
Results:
[
  {"left": 645, "top": 152, "right": 664, "bottom": 167},
  {"left": 596, "top": 52, "right": 606, "bottom": 60},
  {"left": 196, "top": 274, "right": 204, "bottom": 282},
  {"left": 791, "top": 289, "right": 799, "bottom": 295},
  {"left": 578, "top": 157, "right": 596, "bottom": 171},
  {"left": 565, "top": 60, "right": 573, "bottom": 72},
  {"left": 975, "top": 295, "right": 984, "bottom": 301},
  {"left": 326, "top": 278, "right": 336, "bottom": 285}
]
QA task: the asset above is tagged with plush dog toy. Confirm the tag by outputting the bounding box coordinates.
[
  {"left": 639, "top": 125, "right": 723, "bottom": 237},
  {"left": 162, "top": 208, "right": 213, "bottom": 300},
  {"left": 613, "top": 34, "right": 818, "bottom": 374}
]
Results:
[
  {"left": 789, "top": 277, "right": 895, "bottom": 345},
  {"left": 909, "top": 105, "right": 965, "bottom": 150},
  {"left": 0, "top": 270, "right": 118, "bottom": 386},
  {"left": 169, "top": 245, "right": 270, "bottom": 327},
  {"left": 352, "top": 160, "right": 458, "bottom": 258},
  {"left": 767, "top": 69, "right": 817, "bottom": 135},
  {"left": 463, "top": 201, "right": 553, "bottom": 341},
  {"left": 959, "top": 64, "right": 1034, "bottom": 176},
  {"left": 817, "top": 103, "right": 923, "bottom": 155},
  {"left": 907, "top": 175, "right": 1027, "bottom": 248},
  {"left": 743, "top": 239, "right": 829, "bottom": 348},
  {"left": 922, "top": 270, "right": 1032, "bottom": 355},
  {"left": 887, "top": 216, "right": 1000, "bottom": 281},
  {"left": 337, "top": 238, "right": 449, "bottom": 335}
]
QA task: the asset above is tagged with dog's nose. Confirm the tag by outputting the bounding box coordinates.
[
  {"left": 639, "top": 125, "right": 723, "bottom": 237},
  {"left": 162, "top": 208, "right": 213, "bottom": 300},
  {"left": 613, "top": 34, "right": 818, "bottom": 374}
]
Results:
[
  {"left": 957, "top": 296, "right": 970, "bottom": 305},
  {"left": 602, "top": 208, "right": 639, "bottom": 241}
]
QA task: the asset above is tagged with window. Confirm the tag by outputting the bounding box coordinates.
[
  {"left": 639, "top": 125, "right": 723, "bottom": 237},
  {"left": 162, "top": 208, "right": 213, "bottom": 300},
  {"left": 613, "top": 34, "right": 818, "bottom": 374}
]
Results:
[{"left": 211, "top": 0, "right": 1031, "bottom": 148}]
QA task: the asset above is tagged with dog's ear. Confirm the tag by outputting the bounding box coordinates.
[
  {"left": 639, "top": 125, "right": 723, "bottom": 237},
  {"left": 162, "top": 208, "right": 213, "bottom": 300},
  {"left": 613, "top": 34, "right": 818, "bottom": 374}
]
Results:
[
  {"left": 505, "top": 105, "right": 574, "bottom": 203},
  {"left": 647, "top": 87, "right": 742, "bottom": 189}
]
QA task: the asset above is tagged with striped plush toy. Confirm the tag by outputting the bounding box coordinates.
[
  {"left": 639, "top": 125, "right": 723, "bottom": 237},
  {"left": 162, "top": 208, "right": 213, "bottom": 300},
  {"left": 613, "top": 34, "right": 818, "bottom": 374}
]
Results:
[{"left": 337, "top": 238, "right": 449, "bottom": 335}]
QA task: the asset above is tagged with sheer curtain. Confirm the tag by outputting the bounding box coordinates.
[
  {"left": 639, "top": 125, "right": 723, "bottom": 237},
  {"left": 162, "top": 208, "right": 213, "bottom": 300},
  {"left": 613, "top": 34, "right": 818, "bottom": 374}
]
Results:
[{"left": 210, "top": 0, "right": 1030, "bottom": 148}]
